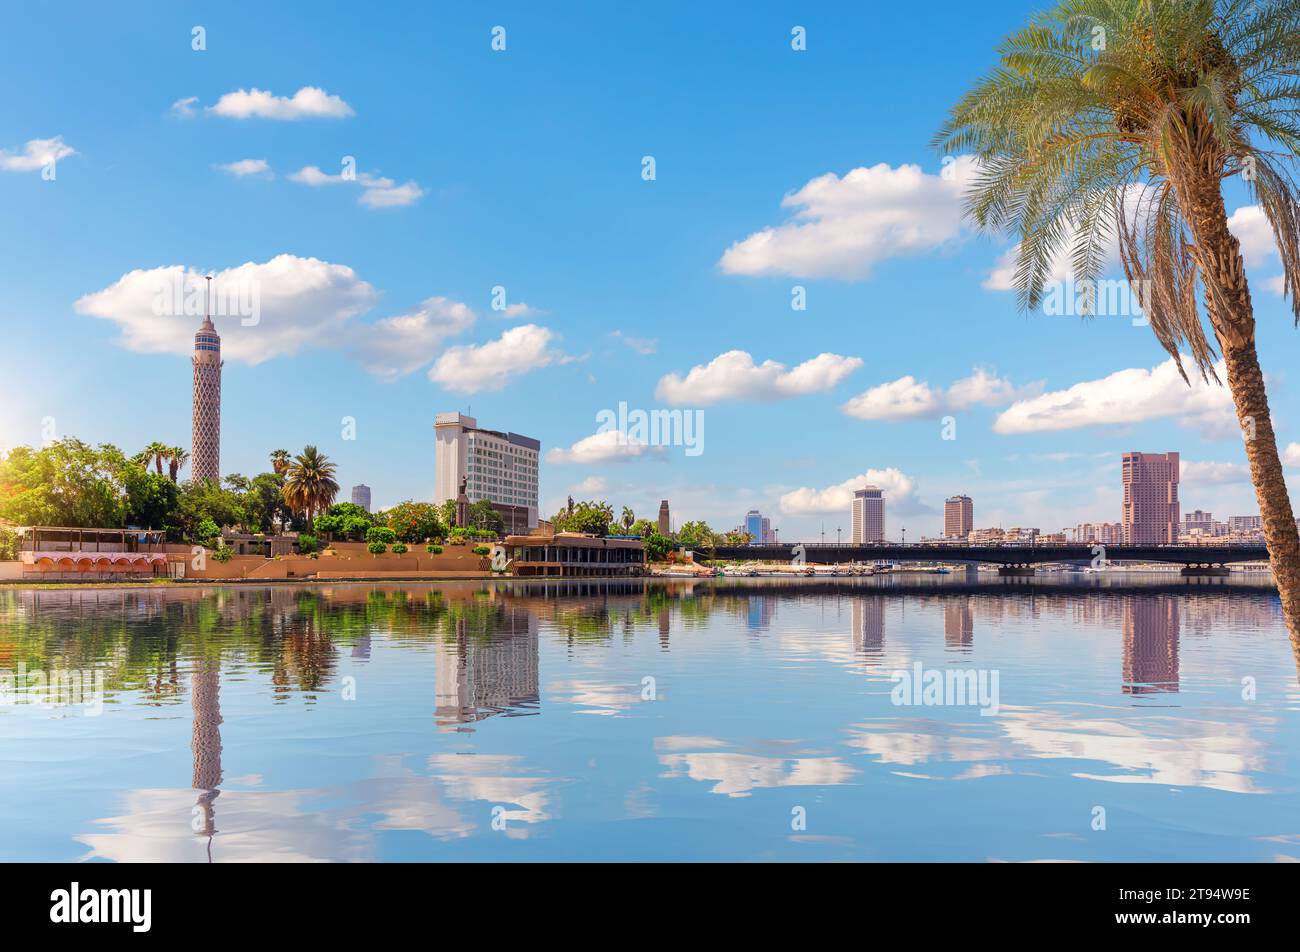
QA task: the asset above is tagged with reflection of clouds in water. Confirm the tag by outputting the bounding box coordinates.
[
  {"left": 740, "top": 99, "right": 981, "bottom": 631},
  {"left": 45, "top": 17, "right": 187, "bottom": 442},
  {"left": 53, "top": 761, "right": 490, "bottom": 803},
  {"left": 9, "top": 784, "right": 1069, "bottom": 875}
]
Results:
[
  {"left": 845, "top": 707, "right": 1270, "bottom": 794},
  {"left": 78, "top": 753, "right": 552, "bottom": 862},
  {"left": 656, "top": 735, "right": 857, "bottom": 798},
  {"left": 548, "top": 678, "right": 644, "bottom": 716}
]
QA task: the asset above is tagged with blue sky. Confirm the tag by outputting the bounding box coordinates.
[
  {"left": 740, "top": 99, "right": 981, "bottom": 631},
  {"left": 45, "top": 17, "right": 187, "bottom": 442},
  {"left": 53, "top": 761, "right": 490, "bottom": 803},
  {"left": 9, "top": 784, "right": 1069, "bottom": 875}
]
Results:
[{"left": 2, "top": 0, "right": 1297, "bottom": 538}]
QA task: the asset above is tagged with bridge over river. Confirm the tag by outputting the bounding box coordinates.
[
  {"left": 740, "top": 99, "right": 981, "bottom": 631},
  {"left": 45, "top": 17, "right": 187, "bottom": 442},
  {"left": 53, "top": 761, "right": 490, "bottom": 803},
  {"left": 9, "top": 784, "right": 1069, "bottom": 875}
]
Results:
[{"left": 706, "top": 542, "right": 1270, "bottom": 576}]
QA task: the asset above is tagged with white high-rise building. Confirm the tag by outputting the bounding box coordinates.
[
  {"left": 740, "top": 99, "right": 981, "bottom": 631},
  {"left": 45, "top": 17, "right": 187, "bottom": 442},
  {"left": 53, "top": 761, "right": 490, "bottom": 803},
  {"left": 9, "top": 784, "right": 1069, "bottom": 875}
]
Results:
[
  {"left": 435, "top": 413, "right": 540, "bottom": 531},
  {"left": 351, "top": 484, "right": 372, "bottom": 513},
  {"left": 851, "top": 486, "right": 885, "bottom": 543}
]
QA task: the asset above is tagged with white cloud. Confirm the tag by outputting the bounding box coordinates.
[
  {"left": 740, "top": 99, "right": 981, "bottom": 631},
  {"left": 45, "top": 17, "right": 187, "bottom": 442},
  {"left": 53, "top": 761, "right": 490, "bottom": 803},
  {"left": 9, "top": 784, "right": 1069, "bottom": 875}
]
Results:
[
  {"left": 1285, "top": 443, "right": 1300, "bottom": 468},
  {"left": 655, "top": 350, "right": 862, "bottom": 405},
  {"left": 841, "top": 368, "right": 1024, "bottom": 421},
  {"left": 75, "top": 256, "right": 485, "bottom": 380},
  {"left": 610, "top": 330, "right": 656, "bottom": 354},
  {"left": 501, "top": 302, "right": 547, "bottom": 319},
  {"left": 289, "top": 165, "right": 424, "bottom": 209},
  {"left": 993, "top": 357, "right": 1236, "bottom": 438},
  {"left": 570, "top": 476, "right": 609, "bottom": 495},
  {"left": 546, "top": 430, "right": 666, "bottom": 465},
  {"left": 74, "top": 255, "right": 380, "bottom": 366},
  {"left": 350, "top": 297, "right": 476, "bottom": 382},
  {"left": 779, "top": 468, "right": 923, "bottom": 517},
  {"left": 217, "top": 158, "right": 272, "bottom": 178},
  {"left": 1180, "top": 460, "right": 1250, "bottom": 485},
  {"left": 0, "top": 136, "right": 75, "bottom": 173},
  {"left": 428, "top": 324, "right": 561, "bottom": 393},
  {"left": 718, "top": 157, "right": 979, "bottom": 280},
  {"left": 208, "top": 86, "right": 354, "bottom": 120},
  {"left": 170, "top": 96, "right": 199, "bottom": 119},
  {"left": 359, "top": 180, "right": 424, "bottom": 208}
]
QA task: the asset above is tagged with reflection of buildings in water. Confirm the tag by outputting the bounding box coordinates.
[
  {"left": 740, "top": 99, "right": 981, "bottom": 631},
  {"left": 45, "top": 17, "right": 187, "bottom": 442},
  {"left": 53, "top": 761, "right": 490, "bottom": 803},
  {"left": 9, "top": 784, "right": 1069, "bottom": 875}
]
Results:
[
  {"left": 1123, "top": 597, "right": 1180, "bottom": 695},
  {"left": 944, "top": 599, "right": 973, "bottom": 651},
  {"left": 657, "top": 607, "right": 670, "bottom": 649},
  {"left": 190, "top": 658, "right": 223, "bottom": 846},
  {"left": 851, "top": 597, "right": 885, "bottom": 660},
  {"left": 746, "top": 595, "right": 776, "bottom": 631},
  {"left": 351, "top": 634, "right": 372, "bottom": 660},
  {"left": 435, "top": 608, "right": 540, "bottom": 731}
]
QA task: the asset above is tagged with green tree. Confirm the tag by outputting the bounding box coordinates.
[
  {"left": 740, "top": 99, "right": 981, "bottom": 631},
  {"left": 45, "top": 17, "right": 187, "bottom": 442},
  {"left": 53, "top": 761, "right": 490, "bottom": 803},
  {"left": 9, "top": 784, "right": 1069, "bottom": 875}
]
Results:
[
  {"left": 552, "top": 500, "right": 613, "bottom": 536},
  {"left": 677, "top": 520, "right": 715, "bottom": 550},
  {"left": 0, "top": 439, "right": 127, "bottom": 527},
  {"left": 385, "top": 500, "right": 445, "bottom": 542},
  {"left": 935, "top": 0, "right": 1300, "bottom": 636},
  {"left": 643, "top": 532, "right": 671, "bottom": 561},
  {"left": 282, "top": 446, "right": 339, "bottom": 524},
  {"left": 366, "top": 525, "right": 397, "bottom": 545},
  {"left": 467, "top": 500, "right": 504, "bottom": 536}
]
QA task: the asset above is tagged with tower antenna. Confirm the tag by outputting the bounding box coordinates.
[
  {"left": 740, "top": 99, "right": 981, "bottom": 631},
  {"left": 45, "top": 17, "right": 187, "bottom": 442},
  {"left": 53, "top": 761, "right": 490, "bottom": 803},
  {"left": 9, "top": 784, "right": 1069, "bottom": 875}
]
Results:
[{"left": 205, "top": 274, "right": 212, "bottom": 322}]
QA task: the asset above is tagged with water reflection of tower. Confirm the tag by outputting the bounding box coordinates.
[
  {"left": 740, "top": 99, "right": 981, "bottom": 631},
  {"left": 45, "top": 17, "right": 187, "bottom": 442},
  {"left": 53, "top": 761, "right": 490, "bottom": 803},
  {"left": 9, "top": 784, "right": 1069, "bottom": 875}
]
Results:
[
  {"left": 191, "top": 658, "right": 223, "bottom": 852},
  {"left": 746, "top": 595, "right": 776, "bottom": 631},
  {"left": 435, "top": 607, "right": 540, "bottom": 731},
  {"left": 657, "top": 607, "right": 670, "bottom": 650},
  {"left": 1122, "top": 597, "right": 1180, "bottom": 694},
  {"left": 944, "top": 599, "right": 974, "bottom": 651},
  {"left": 851, "top": 597, "right": 885, "bottom": 661}
]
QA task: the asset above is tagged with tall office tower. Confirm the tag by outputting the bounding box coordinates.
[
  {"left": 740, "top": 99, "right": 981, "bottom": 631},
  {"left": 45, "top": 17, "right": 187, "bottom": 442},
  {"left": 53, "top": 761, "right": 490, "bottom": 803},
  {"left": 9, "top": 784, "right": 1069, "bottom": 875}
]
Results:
[
  {"left": 744, "top": 509, "right": 764, "bottom": 544},
  {"left": 658, "top": 499, "right": 671, "bottom": 535},
  {"left": 351, "top": 484, "right": 372, "bottom": 513},
  {"left": 944, "top": 495, "right": 973, "bottom": 538},
  {"left": 191, "top": 278, "right": 222, "bottom": 485},
  {"left": 435, "top": 412, "right": 540, "bottom": 532},
  {"left": 851, "top": 485, "right": 885, "bottom": 543},
  {"left": 761, "top": 516, "right": 773, "bottom": 544},
  {"left": 1121, "top": 452, "right": 1179, "bottom": 543}
]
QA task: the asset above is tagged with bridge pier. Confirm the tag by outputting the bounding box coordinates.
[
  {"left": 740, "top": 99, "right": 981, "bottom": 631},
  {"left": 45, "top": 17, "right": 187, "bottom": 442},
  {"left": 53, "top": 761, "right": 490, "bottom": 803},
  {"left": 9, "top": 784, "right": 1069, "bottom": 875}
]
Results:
[
  {"left": 1181, "top": 564, "right": 1230, "bottom": 578},
  {"left": 997, "top": 565, "right": 1036, "bottom": 577}
]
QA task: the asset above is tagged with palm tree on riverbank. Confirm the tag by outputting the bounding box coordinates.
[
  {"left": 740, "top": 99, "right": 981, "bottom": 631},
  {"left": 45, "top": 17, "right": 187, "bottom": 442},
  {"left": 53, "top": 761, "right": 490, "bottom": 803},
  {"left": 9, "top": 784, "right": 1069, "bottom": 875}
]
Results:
[
  {"left": 935, "top": 0, "right": 1300, "bottom": 639},
  {"left": 282, "top": 446, "right": 339, "bottom": 524},
  {"left": 167, "top": 447, "right": 190, "bottom": 483},
  {"left": 269, "top": 449, "right": 291, "bottom": 475},
  {"left": 139, "top": 442, "right": 169, "bottom": 475}
]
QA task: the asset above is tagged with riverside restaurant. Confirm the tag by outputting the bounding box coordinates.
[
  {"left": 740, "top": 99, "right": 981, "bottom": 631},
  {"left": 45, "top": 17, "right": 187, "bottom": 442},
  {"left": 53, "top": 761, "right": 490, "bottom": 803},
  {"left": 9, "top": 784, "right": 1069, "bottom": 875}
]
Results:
[{"left": 11, "top": 526, "right": 170, "bottom": 580}]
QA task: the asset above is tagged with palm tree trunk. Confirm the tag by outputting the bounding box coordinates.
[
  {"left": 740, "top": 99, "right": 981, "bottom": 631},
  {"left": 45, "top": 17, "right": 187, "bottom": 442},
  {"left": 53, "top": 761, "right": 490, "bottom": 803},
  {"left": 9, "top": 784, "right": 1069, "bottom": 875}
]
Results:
[
  {"left": 1180, "top": 163, "right": 1300, "bottom": 644},
  {"left": 1221, "top": 342, "right": 1300, "bottom": 642}
]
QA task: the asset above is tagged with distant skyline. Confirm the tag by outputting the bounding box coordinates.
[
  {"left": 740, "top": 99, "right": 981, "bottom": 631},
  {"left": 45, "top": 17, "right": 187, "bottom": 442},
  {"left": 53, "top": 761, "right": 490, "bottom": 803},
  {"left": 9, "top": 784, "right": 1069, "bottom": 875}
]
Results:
[{"left": 3, "top": 1, "right": 1299, "bottom": 539}]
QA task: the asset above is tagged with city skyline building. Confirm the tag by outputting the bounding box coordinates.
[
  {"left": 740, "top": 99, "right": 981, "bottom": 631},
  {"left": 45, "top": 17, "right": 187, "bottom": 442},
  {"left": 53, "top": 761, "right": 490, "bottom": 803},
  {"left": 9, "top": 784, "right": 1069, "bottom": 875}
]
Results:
[
  {"left": 658, "top": 500, "right": 671, "bottom": 536},
  {"left": 944, "top": 495, "right": 973, "bottom": 539},
  {"left": 1121, "top": 451, "right": 1180, "bottom": 544},
  {"left": 191, "top": 279, "right": 222, "bottom": 485},
  {"left": 435, "top": 412, "right": 540, "bottom": 532},
  {"left": 351, "top": 484, "right": 372, "bottom": 513},
  {"left": 851, "top": 486, "right": 885, "bottom": 543}
]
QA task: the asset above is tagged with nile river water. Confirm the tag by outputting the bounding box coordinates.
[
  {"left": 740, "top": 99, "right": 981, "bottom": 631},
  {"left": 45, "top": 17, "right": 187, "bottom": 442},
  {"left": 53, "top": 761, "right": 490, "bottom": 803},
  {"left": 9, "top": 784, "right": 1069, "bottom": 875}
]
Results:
[{"left": 1, "top": 575, "right": 1297, "bottom": 862}]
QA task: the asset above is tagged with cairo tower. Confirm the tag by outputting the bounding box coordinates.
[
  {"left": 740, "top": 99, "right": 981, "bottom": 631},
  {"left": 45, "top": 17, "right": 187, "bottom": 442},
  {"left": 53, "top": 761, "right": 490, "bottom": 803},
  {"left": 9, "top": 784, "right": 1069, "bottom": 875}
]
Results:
[{"left": 191, "top": 278, "right": 222, "bottom": 484}]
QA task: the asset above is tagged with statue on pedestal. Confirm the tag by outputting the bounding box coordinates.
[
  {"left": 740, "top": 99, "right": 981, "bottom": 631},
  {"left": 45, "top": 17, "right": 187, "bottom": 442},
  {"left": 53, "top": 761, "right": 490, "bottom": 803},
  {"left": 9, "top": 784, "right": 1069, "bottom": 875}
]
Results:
[{"left": 456, "top": 475, "right": 470, "bottom": 528}]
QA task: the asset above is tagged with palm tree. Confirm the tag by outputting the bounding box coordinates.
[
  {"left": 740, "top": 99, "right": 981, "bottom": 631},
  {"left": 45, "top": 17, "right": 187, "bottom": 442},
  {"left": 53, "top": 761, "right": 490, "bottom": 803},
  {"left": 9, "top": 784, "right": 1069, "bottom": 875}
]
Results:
[
  {"left": 141, "top": 442, "right": 169, "bottom": 475},
  {"left": 620, "top": 506, "right": 635, "bottom": 534},
  {"left": 936, "top": 0, "right": 1300, "bottom": 640},
  {"left": 281, "top": 446, "right": 339, "bottom": 525},
  {"left": 167, "top": 446, "right": 190, "bottom": 483},
  {"left": 269, "top": 449, "right": 291, "bottom": 475}
]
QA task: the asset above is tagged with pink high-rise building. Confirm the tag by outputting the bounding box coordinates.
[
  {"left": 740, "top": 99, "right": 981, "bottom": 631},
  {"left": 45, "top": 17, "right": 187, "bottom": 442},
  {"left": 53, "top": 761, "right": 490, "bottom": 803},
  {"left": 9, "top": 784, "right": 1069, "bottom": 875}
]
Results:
[
  {"left": 191, "top": 287, "right": 222, "bottom": 485},
  {"left": 1121, "top": 452, "right": 1179, "bottom": 544}
]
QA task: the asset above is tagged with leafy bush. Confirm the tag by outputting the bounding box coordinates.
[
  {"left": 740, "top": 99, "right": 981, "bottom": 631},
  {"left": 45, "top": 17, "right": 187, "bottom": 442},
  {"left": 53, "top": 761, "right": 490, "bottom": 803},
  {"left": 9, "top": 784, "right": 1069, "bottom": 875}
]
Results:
[
  {"left": 196, "top": 517, "right": 220, "bottom": 545},
  {"left": 472, "top": 545, "right": 491, "bottom": 556},
  {"left": 297, "top": 533, "right": 318, "bottom": 554},
  {"left": 426, "top": 544, "right": 443, "bottom": 554},
  {"left": 0, "top": 527, "right": 17, "bottom": 561},
  {"left": 366, "top": 525, "right": 397, "bottom": 545},
  {"left": 211, "top": 544, "right": 234, "bottom": 563},
  {"left": 392, "top": 543, "right": 408, "bottom": 555},
  {"left": 367, "top": 541, "right": 387, "bottom": 555}
]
